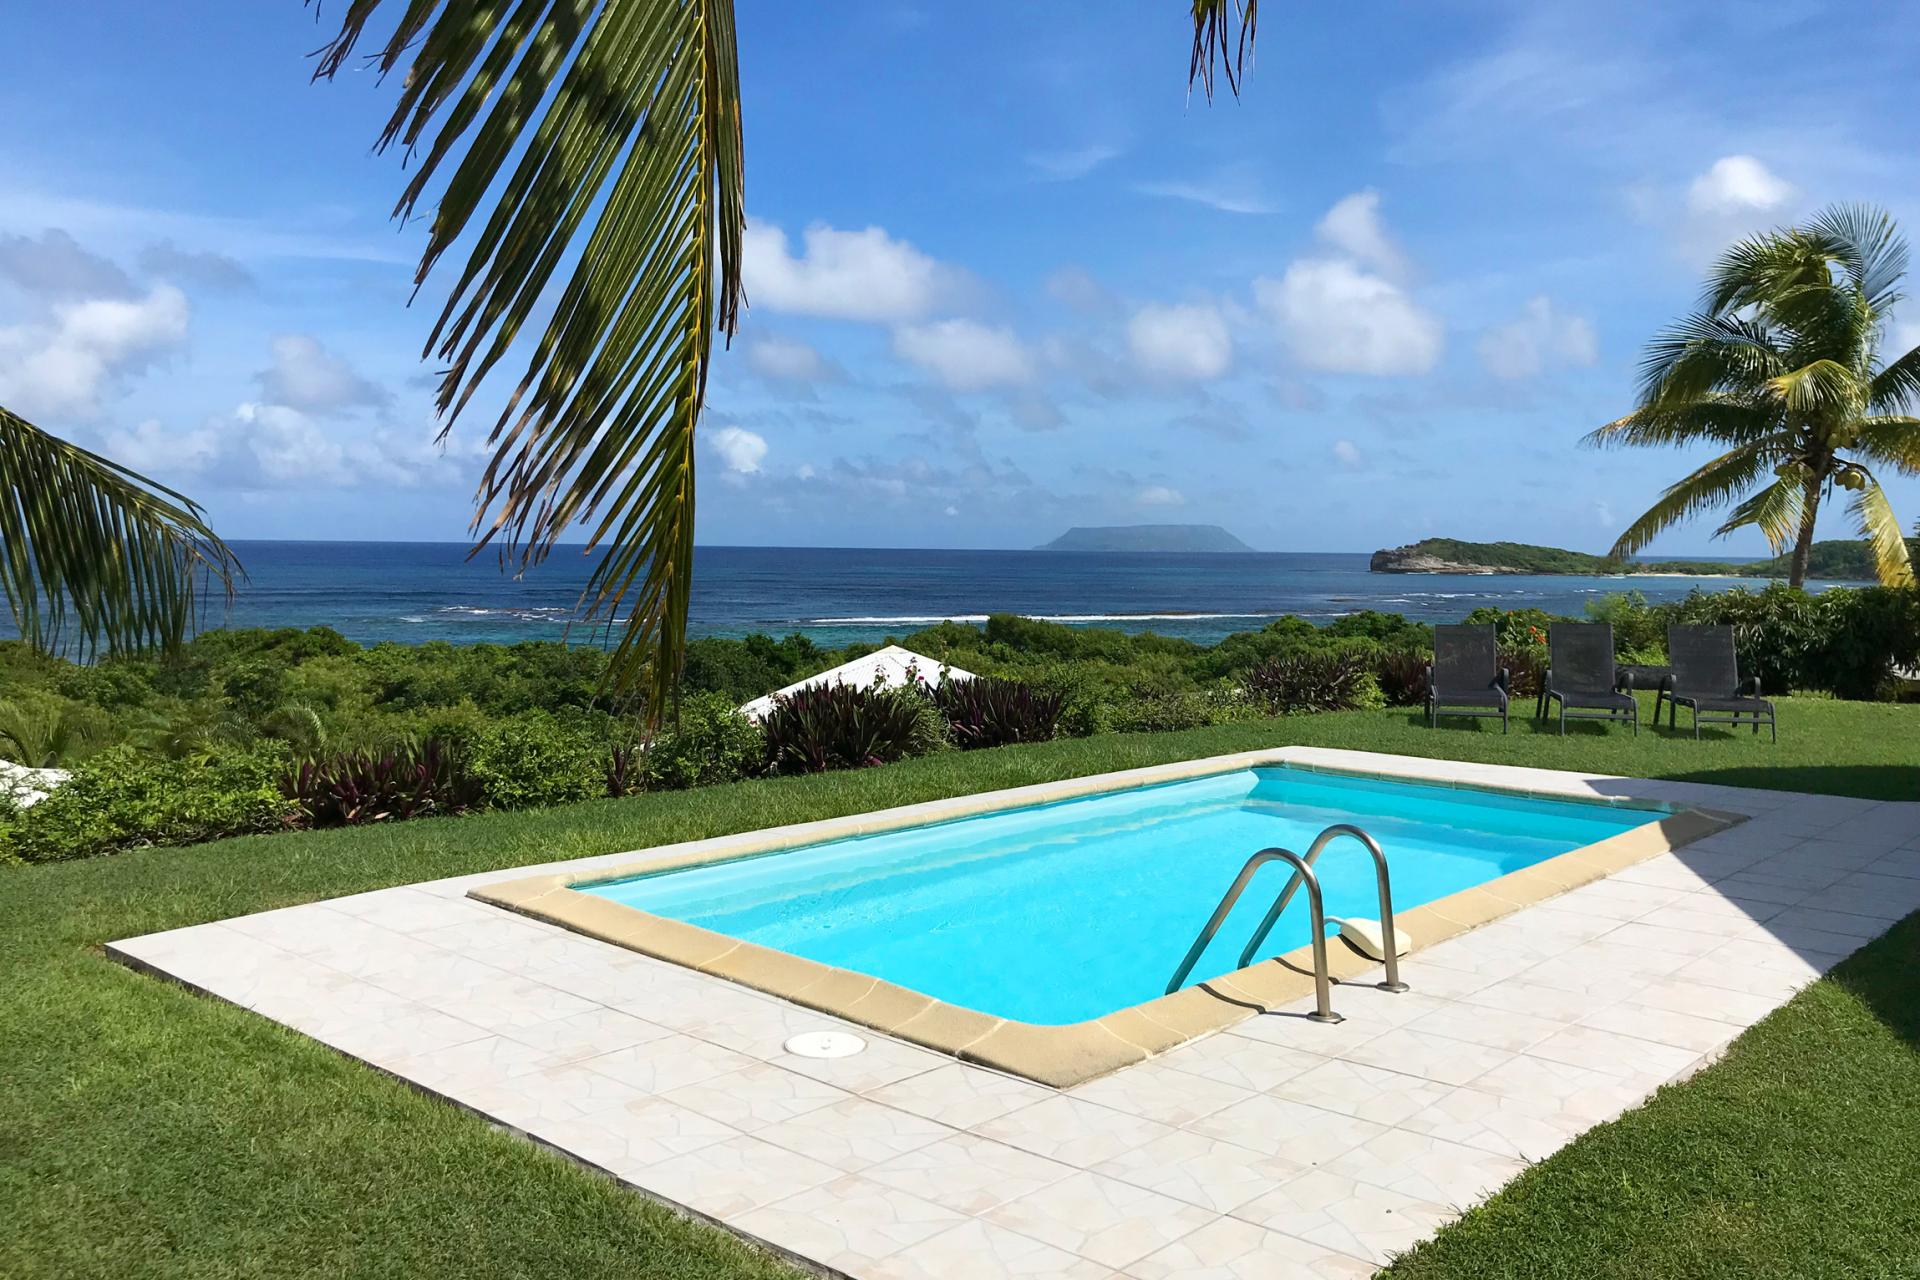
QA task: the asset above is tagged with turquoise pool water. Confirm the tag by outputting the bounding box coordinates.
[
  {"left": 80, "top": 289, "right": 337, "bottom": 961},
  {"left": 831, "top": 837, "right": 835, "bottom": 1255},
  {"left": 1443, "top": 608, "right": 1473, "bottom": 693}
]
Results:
[{"left": 587, "top": 767, "right": 1660, "bottom": 1025}]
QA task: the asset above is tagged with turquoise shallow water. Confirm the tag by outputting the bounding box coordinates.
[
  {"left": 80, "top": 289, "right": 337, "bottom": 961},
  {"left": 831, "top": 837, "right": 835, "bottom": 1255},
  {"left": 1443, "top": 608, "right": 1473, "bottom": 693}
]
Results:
[{"left": 588, "top": 767, "right": 1661, "bottom": 1024}]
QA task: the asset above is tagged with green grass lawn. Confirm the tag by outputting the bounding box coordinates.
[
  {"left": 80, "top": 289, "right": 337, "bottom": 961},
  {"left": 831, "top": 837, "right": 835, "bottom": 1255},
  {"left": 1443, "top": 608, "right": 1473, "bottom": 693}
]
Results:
[{"left": 4, "top": 695, "right": 1917, "bottom": 1277}]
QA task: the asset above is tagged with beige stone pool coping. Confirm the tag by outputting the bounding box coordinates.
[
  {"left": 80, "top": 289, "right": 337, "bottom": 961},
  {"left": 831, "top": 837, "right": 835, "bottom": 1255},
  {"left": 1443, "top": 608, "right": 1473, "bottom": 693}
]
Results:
[{"left": 471, "top": 750, "right": 1738, "bottom": 1088}]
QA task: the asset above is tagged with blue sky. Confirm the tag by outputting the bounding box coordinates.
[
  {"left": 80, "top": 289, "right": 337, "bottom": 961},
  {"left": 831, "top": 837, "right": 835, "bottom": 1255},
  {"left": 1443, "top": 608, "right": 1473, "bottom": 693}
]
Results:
[{"left": 3, "top": 0, "right": 1918, "bottom": 554}]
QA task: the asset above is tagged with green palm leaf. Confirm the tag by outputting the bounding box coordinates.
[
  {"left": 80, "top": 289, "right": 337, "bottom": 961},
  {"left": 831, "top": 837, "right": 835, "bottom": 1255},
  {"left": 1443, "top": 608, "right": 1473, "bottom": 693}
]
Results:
[
  {"left": 0, "top": 406, "right": 240, "bottom": 659},
  {"left": 1189, "top": 0, "right": 1259, "bottom": 99},
  {"left": 1806, "top": 203, "right": 1909, "bottom": 314},
  {"left": 312, "top": 0, "right": 745, "bottom": 722},
  {"left": 1713, "top": 475, "right": 1805, "bottom": 553},
  {"left": 1766, "top": 359, "right": 1861, "bottom": 414},
  {"left": 1869, "top": 341, "right": 1920, "bottom": 412},
  {"left": 1848, "top": 416, "right": 1920, "bottom": 474},
  {"left": 1847, "top": 471, "right": 1916, "bottom": 586},
  {"left": 1607, "top": 443, "right": 1780, "bottom": 559},
  {"left": 1586, "top": 398, "right": 1781, "bottom": 452},
  {"left": 1636, "top": 313, "right": 1785, "bottom": 406}
]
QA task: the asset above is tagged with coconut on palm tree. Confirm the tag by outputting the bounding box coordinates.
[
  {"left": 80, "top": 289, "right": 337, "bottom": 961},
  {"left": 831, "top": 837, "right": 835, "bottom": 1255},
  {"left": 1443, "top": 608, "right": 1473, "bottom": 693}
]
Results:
[
  {"left": 0, "top": 0, "right": 1259, "bottom": 709},
  {"left": 1589, "top": 203, "right": 1920, "bottom": 589}
]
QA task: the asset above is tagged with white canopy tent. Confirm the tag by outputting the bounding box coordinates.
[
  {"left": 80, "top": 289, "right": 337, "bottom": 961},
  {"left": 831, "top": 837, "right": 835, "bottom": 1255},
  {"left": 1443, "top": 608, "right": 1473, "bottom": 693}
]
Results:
[{"left": 738, "top": 645, "right": 975, "bottom": 722}]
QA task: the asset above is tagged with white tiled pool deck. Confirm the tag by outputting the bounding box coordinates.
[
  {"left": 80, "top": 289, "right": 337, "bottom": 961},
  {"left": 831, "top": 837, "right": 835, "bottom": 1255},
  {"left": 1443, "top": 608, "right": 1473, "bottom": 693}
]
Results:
[{"left": 110, "top": 749, "right": 1920, "bottom": 1279}]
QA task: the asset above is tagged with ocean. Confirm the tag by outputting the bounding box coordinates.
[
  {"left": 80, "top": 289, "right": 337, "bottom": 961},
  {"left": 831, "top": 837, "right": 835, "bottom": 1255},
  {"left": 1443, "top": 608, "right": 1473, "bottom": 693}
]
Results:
[{"left": 18, "top": 541, "right": 1834, "bottom": 650}]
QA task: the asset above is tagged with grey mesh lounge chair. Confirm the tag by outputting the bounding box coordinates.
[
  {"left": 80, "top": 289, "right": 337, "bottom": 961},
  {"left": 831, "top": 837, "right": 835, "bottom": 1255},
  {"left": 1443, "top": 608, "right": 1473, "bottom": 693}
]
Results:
[
  {"left": 1428, "top": 624, "right": 1509, "bottom": 731},
  {"left": 1536, "top": 623, "right": 1637, "bottom": 735},
  {"left": 1658, "top": 624, "right": 1776, "bottom": 741}
]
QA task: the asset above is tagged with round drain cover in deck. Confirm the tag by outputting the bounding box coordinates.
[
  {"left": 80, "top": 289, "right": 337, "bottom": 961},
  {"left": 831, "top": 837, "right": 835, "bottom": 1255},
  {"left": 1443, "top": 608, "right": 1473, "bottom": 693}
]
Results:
[{"left": 783, "top": 1031, "right": 866, "bottom": 1059}]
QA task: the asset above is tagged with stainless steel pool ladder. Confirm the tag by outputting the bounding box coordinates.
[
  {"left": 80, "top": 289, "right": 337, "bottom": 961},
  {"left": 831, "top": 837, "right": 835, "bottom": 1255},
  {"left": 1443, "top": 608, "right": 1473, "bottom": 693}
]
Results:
[{"left": 1163, "top": 823, "right": 1408, "bottom": 1024}]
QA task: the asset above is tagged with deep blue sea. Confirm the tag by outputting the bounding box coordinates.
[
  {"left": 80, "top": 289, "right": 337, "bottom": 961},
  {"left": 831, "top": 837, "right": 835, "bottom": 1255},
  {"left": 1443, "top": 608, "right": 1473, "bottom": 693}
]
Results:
[{"left": 21, "top": 541, "right": 1834, "bottom": 650}]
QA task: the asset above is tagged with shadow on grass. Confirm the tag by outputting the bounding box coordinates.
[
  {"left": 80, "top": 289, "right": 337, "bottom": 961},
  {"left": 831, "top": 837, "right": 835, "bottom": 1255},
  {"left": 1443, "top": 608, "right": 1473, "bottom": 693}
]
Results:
[
  {"left": 1672, "top": 764, "right": 1918, "bottom": 801},
  {"left": 1824, "top": 910, "right": 1920, "bottom": 1052},
  {"left": 1396, "top": 708, "right": 1783, "bottom": 741}
]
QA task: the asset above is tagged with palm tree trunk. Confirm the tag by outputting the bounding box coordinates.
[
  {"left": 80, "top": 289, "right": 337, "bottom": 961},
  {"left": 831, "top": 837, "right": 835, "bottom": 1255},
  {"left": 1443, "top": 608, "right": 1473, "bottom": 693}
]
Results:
[{"left": 1787, "top": 472, "right": 1824, "bottom": 589}]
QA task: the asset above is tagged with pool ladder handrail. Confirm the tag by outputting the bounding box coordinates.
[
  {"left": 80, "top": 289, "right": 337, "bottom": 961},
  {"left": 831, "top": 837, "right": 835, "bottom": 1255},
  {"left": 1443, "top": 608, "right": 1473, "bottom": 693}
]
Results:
[
  {"left": 1241, "top": 824, "right": 1408, "bottom": 994},
  {"left": 1163, "top": 823, "right": 1408, "bottom": 1024}
]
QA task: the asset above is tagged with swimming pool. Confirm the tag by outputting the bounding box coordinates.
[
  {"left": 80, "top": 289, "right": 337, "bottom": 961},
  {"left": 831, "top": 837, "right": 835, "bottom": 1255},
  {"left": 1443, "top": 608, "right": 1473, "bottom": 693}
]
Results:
[{"left": 580, "top": 765, "right": 1664, "bottom": 1026}]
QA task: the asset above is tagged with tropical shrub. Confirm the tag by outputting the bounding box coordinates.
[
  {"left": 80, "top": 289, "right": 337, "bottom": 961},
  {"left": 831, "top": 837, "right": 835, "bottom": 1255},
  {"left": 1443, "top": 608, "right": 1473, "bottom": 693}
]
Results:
[
  {"left": 642, "top": 692, "right": 766, "bottom": 789},
  {"left": 467, "top": 710, "right": 609, "bottom": 809},
  {"left": 1666, "top": 584, "right": 1920, "bottom": 699},
  {"left": 2, "top": 743, "right": 293, "bottom": 864},
  {"left": 1321, "top": 611, "right": 1435, "bottom": 649},
  {"left": 934, "top": 677, "right": 1063, "bottom": 749},
  {"left": 1244, "top": 651, "right": 1382, "bottom": 715},
  {"left": 1464, "top": 607, "right": 1553, "bottom": 652},
  {"left": 1108, "top": 690, "right": 1219, "bottom": 734},
  {"left": 760, "top": 683, "right": 933, "bottom": 774},
  {"left": 1499, "top": 645, "right": 1546, "bottom": 698},
  {"left": 283, "top": 739, "right": 482, "bottom": 827},
  {"left": 1373, "top": 650, "right": 1431, "bottom": 707},
  {"left": 0, "top": 697, "right": 110, "bottom": 767},
  {"left": 1584, "top": 591, "right": 1665, "bottom": 660}
]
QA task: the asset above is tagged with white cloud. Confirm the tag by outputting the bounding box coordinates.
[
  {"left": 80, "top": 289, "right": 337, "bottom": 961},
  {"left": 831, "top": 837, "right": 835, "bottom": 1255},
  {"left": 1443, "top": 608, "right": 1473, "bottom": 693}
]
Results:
[
  {"left": 796, "top": 462, "right": 817, "bottom": 481},
  {"left": 708, "top": 425, "right": 768, "bottom": 475},
  {"left": 1252, "top": 192, "right": 1442, "bottom": 377},
  {"left": 1256, "top": 259, "right": 1442, "bottom": 376},
  {"left": 239, "top": 402, "right": 349, "bottom": 483},
  {"left": 256, "top": 334, "right": 387, "bottom": 412},
  {"left": 743, "top": 220, "right": 957, "bottom": 321},
  {"left": 745, "top": 334, "right": 830, "bottom": 382},
  {"left": 1026, "top": 143, "right": 1122, "bottom": 181},
  {"left": 1332, "top": 439, "right": 1363, "bottom": 468},
  {"left": 102, "top": 417, "right": 221, "bottom": 476},
  {"left": 139, "top": 240, "right": 253, "bottom": 290},
  {"left": 1136, "top": 485, "right": 1185, "bottom": 507},
  {"left": 1477, "top": 296, "right": 1599, "bottom": 380},
  {"left": 1126, "top": 303, "right": 1232, "bottom": 380},
  {"left": 0, "top": 229, "right": 133, "bottom": 297},
  {"left": 892, "top": 319, "right": 1032, "bottom": 391},
  {"left": 1315, "top": 191, "right": 1406, "bottom": 278},
  {"left": 1134, "top": 171, "right": 1277, "bottom": 215},
  {"left": 1686, "top": 155, "right": 1793, "bottom": 217},
  {"left": 1045, "top": 266, "right": 1111, "bottom": 313},
  {"left": 0, "top": 283, "right": 188, "bottom": 417},
  {"left": 100, "top": 401, "right": 486, "bottom": 492}
]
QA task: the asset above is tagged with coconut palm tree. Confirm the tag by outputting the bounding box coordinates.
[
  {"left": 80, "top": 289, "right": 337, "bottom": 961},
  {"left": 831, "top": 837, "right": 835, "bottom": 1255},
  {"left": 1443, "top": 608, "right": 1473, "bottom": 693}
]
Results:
[
  {"left": 1589, "top": 204, "right": 1920, "bottom": 588},
  {"left": 0, "top": 0, "right": 1261, "bottom": 712},
  {"left": 0, "top": 407, "right": 239, "bottom": 659}
]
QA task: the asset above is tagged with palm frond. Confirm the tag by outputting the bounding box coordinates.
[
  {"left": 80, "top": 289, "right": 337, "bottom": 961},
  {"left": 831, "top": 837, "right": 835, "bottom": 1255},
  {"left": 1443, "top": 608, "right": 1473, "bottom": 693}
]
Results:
[
  {"left": 1189, "top": 0, "right": 1258, "bottom": 100},
  {"left": 1585, "top": 397, "right": 1783, "bottom": 452},
  {"left": 1807, "top": 203, "right": 1909, "bottom": 314},
  {"left": 1846, "top": 469, "right": 1916, "bottom": 586},
  {"left": 1607, "top": 442, "right": 1778, "bottom": 559},
  {"left": 1636, "top": 313, "right": 1785, "bottom": 406},
  {"left": 1712, "top": 475, "right": 1805, "bottom": 554},
  {"left": 312, "top": 0, "right": 744, "bottom": 722},
  {"left": 1703, "top": 227, "right": 1827, "bottom": 316},
  {"left": 1765, "top": 358, "right": 1861, "bottom": 414},
  {"left": 1849, "top": 415, "right": 1920, "bottom": 475},
  {"left": 0, "top": 406, "right": 240, "bottom": 659},
  {"left": 1870, "top": 339, "right": 1920, "bottom": 411}
]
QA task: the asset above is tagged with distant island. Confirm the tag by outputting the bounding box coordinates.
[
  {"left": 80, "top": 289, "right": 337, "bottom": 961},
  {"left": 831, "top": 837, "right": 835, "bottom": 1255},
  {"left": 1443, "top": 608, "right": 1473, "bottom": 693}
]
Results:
[
  {"left": 1037, "top": 524, "right": 1256, "bottom": 553},
  {"left": 1369, "top": 537, "right": 1901, "bottom": 580}
]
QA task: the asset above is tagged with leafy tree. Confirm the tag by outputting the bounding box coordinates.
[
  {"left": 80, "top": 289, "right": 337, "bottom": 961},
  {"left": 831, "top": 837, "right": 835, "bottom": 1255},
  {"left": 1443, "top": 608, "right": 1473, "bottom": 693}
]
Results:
[
  {"left": 1, "top": 3, "right": 1258, "bottom": 703},
  {"left": 304, "top": 0, "right": 1260, "bottom": 719},
  {"left": 1590, "top": 204, "right": 1920, "bottom": 588}
]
